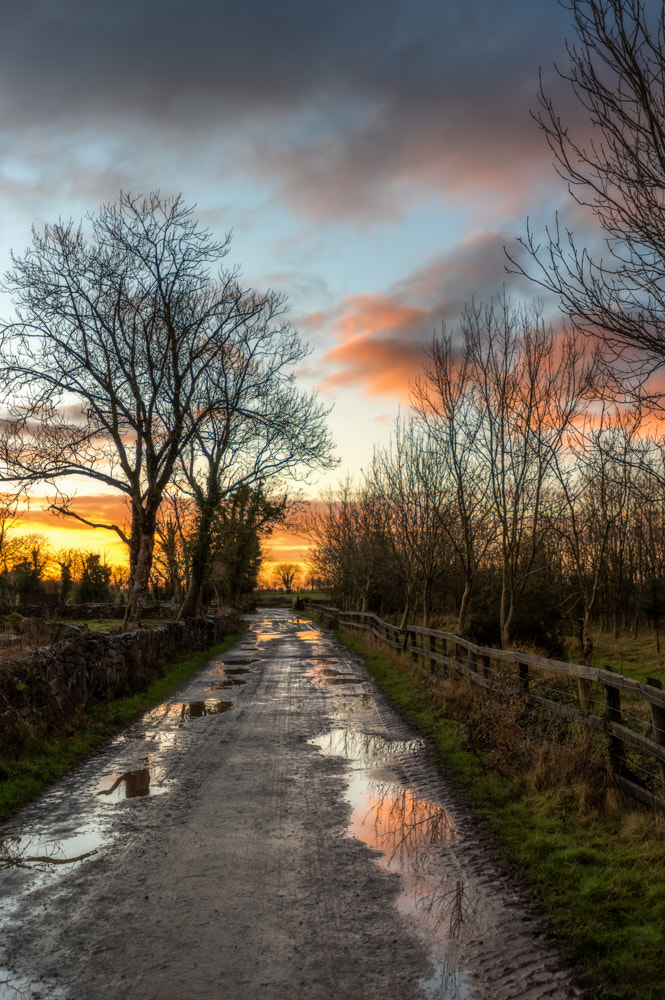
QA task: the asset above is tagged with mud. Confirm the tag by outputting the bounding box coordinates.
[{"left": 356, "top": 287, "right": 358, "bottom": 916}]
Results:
[{"left": 0, "top": 609, "right": 590, "bottom": 999}]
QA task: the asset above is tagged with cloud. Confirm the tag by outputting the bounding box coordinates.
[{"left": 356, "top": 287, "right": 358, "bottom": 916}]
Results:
[
  {"left": 0, "top": 0, "right": 577, "bottom": 224},
  {"left": 313, "top": 227, "right": 547, "bottom": 397}
]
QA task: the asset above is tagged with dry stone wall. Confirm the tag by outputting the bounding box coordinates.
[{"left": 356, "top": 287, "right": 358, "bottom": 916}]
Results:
[{"left": 0, "top": 612, "right": 241, "bottom": 725}]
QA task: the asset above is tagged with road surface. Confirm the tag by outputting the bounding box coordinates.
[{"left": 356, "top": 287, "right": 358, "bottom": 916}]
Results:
[{"left": 0, "top": 609, "right": 589, "bottom": 999}]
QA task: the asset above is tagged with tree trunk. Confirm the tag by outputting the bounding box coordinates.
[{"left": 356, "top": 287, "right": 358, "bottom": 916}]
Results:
[
  {"left": 500, "top": 565, "right": 513, "bottom": 650},
  {"left": 179, "top": 503, "right": 215, "bottom": 618},
  {"left": 457, "top": 579, "right": 472, "bottom": 635},
  {"left": 123, "top": 527, "right": 156, "bottom": 631},
  {"left": 581, "top": 608, "right": 594, "bottom": 664}
]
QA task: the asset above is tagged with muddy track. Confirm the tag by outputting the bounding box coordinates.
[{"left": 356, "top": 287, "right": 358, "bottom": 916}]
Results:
[{"left": 0, "top": 610, "right": 591, "bottom": 999}]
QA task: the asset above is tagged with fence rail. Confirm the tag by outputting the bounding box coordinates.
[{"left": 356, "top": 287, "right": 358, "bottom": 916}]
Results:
[{"left": 309, "top": 604, "right": 665, "bottom": 812}]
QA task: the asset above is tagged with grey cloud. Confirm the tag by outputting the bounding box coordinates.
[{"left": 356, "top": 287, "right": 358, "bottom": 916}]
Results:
[{"left": 0, "top": 0, "right": 577, "bottom": 221}]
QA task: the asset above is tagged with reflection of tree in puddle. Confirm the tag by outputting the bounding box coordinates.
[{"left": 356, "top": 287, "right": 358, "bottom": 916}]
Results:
[
  {"left": 421, "top": 958, "right": 471, "bottom": 999},
  {"left": 312, "top": 727, "right": 477, "bottom": 950},
  {"left": 350, "top": 777, "right": 476, "bottom": 938},
  {"left": 0, "top": 834, "right": 97, "bottom": 872},
  {"left": 350, "top": 780, "right": 454, "bottom": 864},
  {"left": 0, "top": 968, "right": 63, "bottom": 999},
  {"left": 144, "top": 698, "right": 234, "bottom": 727},
  {"left": 210, "top": 667, "right": 250, "bottom": 676},
  {"left": 96, "top": 765, "right": 167, "bottom": 801},
  {"left": 207, "top": 678, "right": 246, "bottom": 690}
]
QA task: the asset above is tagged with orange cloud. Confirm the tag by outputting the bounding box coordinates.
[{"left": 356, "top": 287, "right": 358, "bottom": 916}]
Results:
[{"left": 319, "top": 293, "right": 430, "bottom": 399}]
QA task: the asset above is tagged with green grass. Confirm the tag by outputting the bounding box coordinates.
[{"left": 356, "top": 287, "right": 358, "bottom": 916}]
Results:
[
  {"left": 336, "top": 626, "right": 665, "bottom": 1000},
  {"left": 584, "top": 628, "right": 665, "bottom": 685},
  {"left": 0, "top": 625, "right": 246, "bottom": 823}
]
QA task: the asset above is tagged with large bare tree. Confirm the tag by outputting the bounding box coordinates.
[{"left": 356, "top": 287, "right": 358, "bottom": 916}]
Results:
[
  {"left": 0, "top": 192, "right": 331, "bottom": 629},
  {"left": 509, "top": 0, "right": 665, "bottom": 391}
]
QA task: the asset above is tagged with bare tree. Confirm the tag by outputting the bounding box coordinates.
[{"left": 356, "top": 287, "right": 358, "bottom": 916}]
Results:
[
  {"left": 509, "top": 0, "right": 665, "bottom": 391},
  {"left": 463, "top": 297, "right": 587, "bottom": 648},
  {"left": 551, "top": 406, "right": 645, "bottom": 660},
  {"left": 411, "top": 331, "right": 498, "bottom": 633},
  {"left": 366, "top": 419, "right": 449, "bottom": 628},
  {"left": 175, "top": 302, "right": 336, "bottom": 617},
  {"left": 0, "top": 192, "right": 332, "bottom": 630},
  {"left": 308, "top": 479, "right": 392, "bottom": 612},
  {"left": 274, "top": 563, "right": 299, "bottom": 592}
]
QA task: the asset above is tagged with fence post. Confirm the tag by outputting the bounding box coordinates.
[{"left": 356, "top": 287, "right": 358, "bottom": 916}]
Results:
[
  {"left": 577, "top": 677, "right": 594, "bottom": 713},
  {"left": 428, "top": 632, "right": 436, "bottom": 673},
  {"left": 468, "top": 649, "right": 478, "bottom": 676},
  {"left": 647, "top": 678, "right": 665, "bottom": 790},
  {"left": 518, "top": 661, "right": 529, "bottom": 694},
  {"left": 481, "top": 654, "right": 491, "bottom": 680},
  {"left": 603, "top": 666, "right": 624, "bottom": 776}
]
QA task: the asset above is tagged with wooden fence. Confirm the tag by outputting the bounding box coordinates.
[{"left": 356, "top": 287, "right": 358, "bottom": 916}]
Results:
[{"left": 310, "top": 604, "right": 665, "bottom": 812}]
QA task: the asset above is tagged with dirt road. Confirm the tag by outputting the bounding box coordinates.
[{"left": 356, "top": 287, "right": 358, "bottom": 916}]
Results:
[{"left": 0, "top": 609, "right": 589, "bottom": 999}]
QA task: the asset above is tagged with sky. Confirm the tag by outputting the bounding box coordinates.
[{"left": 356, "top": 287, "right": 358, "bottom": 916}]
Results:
[{"left": 0, "top": 0, "right": 597, "bottom": 571}]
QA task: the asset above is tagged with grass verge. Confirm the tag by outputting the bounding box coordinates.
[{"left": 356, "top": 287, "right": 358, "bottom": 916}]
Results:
[
  {"left": 0, "top": 625, "right": 246, "bottom": 824},
  {"left": 337, "top": 626, "right": 665, "bottom": 1000}
]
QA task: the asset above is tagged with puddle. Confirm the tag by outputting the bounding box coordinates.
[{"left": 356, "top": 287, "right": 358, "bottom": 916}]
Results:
[
  {"left": 307, "top": 676, "right": 363, "bottom": 686},
  {"left": 307, "top": 658, "right": 334, "bottom": 666},
  {"left": 304, "top": 666, "right": 362, "bottom": 686},
  {"left": 1, "top": 827, "right": 105, "bottom": 876},
  {"left": 207, "top": 679, "right": 246, "bottom": 690},
  {"left": 143, "top": 698, "right": 235, "bottom": 726},
  {"left": 311, "top": 728, "right": 474, "bottom": 997},
  {"left": 421, "top": 960, "right": 472, "bottom": 999},
  {"left": 255, "top": 631, "right": 283, "bottom": 643},
  {"left": 0, "top": 968, "right": 63, "bottom": 999},
  {"left": 311, "top": 729, "right": 425, "bottom": 766},
  {"left": 96, "top": 766, "right": 167, "bottom": 802},
  {"left": 210, "top": 667, "right": 250, "bottom": 675}
]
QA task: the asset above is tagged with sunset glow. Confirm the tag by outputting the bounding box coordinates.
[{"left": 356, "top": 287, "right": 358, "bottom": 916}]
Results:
[{"left": 0, "top": 0, "right": 640, "bottom": 581}]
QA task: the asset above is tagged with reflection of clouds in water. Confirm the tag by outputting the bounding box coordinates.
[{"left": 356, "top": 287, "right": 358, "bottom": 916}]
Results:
[
  {"left": 311, "top": 728, "right": 425, "bottom": 768},
  {"left": 312, "top": 725, "right": 475, "bottom": 992},
  {"left": 349, "top": 778, "right": 455, "bottom": 863}
]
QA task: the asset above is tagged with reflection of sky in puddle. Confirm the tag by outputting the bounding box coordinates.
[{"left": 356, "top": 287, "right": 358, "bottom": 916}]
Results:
[
  {"left": 255, "top": 631, "right": 282, "bottom": 644},
  {"left": 96, "top": 764, "right": 168, "bottom": 802},
  {"left": 0, "top": 967, "right": 63, "bottom": 999},
  {"left": 1, "top": 828, "right": 104, "bottom": 871},
  {"left": 312, "top": 728, "right": 473, "bottom": 998},
  {"left": 143, "top": 698, "right": 234, "bottom": 727}
]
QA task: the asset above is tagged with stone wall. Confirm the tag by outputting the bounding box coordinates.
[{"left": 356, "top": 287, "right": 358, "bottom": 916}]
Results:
[
  {"left": 0, "top": 612, "right": 241, "bottom": 725},
  {"left": 13, "top": 602, "right": 174, "bottom": 620}
]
